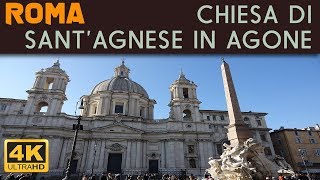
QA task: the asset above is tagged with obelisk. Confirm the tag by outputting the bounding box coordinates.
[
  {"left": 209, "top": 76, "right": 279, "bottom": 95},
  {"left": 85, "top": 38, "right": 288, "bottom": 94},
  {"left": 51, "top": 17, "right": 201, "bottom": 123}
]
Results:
[{"left": 221, "top": 60, "right": 251, "bottom": 147}]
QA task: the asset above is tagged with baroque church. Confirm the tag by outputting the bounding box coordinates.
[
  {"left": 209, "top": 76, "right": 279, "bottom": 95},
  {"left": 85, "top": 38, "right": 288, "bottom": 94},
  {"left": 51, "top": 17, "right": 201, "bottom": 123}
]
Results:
[{"left": 0, "top": 61, "right": 275, "bottom": 177}]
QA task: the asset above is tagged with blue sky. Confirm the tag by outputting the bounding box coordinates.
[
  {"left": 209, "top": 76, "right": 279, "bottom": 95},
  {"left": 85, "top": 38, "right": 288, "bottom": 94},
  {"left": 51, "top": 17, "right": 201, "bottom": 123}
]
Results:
[{"left": 0, "top": 55, "right": 319, "bottom": 130}]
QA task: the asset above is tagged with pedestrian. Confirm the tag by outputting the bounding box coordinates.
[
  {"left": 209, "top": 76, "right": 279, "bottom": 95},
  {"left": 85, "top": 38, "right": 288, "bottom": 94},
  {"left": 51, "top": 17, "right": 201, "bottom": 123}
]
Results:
[
  {"left": 107, "top": 173, "right": 113, "bottom": 180},
  {"left": 5, "top": 173, "right": 15, "bottom": 180},
  {"left": 82, "top": 174, "right": 89, "bottom": 180},
  {"left": 278, "top": 175, "right": 284, "bottom": 180},
  {"left": 101, "top": 173, "right": 107, "bottom": 180}
]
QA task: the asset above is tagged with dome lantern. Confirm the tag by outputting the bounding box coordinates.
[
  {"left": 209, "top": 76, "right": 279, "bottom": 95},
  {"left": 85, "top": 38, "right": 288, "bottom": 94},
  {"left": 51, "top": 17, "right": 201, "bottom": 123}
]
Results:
[{"left": 114, "top": 60, "right": 130, "bottom": 78}]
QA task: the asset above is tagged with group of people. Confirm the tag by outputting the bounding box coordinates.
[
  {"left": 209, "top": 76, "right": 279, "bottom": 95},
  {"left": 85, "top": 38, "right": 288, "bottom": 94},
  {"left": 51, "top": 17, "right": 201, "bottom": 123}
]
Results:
[
  {"left": 82, "top": 173, "right": 196, "bottom": 180},
  {"left": 1, "top": 172, "right": 318, "bottom": 180},
  {"left": 2, "top": 173, "right": 34, "bottom": 180},
  {"left": 274, "top": 173, "right": 320, "bottom": 180}
]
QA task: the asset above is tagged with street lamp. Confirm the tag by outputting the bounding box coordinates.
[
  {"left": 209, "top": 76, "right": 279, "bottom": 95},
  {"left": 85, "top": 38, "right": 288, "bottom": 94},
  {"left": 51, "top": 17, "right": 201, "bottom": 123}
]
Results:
[
  {"left": 298, "top": 149, "right": 311, "bottom": 180},
  {"left": 91, "top": 143, "right": 97, "bottom": 176},
  {"left": 62, "top": 101, "right": 84, "bottom": 180}
]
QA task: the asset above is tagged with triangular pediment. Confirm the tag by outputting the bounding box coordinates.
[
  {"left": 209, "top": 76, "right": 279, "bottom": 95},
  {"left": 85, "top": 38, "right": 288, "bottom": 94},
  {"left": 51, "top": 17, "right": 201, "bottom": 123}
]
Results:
[{"left": 91, "top": 122, "right": 144, "bottom": 133}]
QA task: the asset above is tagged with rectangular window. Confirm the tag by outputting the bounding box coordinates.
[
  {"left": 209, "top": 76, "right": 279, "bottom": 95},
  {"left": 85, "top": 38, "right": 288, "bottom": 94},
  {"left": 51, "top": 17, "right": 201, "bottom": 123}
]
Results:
[
  {"left": 214, "top": 125, "right": 218, "bottom": 131},
  {"left": 188, "top": 145, "right": 195, "bottom": 154},
  {"left": 115, "top": 104, "right": 124, "bottom": 114},
  {"left": 299, "top": 149, "right": 307, "bottom": 156},
  {"left": 264, "top": 147, "right": 272, "bottom": 156},
  {"left": 207, "top": 116, "right": 210, "bottom": 120},
  {"left": 0, "top": 104, "right": 7, "bottom": 111},
  {"left": 183, "top": 88, "right": 189, "bottom": 98},
  {"left": 220, "top": 115, "right": 225, "bottom": 120},
  {"left": 308, "top": 131, "right": 312, "bottom": 136},
  {"left": 140, "top": 107, "right": 145, "bottom": 117},
  {"left": 260, "top": 133, "right": 267, "bottom": 142},
  {"left": 277, "top": 140, "right": 282, "bottom": 145},
  {"left": 310, "top": 138, "right": 317, "bottom": 144},
  {"left": 212, "top": 115, "right": 216, "bottom": 120},
  {"left": 294, "top": 130, "right": 299, "bottom": 136},
  {"left": 256, "top": 120, "right": 262, "bottom": 126},
  {"left": 295, "top": 137, "right": 302, "bottom": 143},
  {"left": 315, "top": 149, "right": 320, "bottom": 156}
]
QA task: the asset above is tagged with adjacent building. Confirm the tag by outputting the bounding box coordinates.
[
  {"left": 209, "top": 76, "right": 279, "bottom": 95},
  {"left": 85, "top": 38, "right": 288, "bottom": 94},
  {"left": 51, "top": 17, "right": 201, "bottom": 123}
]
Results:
[
  {"left": 0, "top": 60, "right": 275, "bottom": 177},
  {"left": 270, "top": 125, "right": 320, "bottom": 174}
]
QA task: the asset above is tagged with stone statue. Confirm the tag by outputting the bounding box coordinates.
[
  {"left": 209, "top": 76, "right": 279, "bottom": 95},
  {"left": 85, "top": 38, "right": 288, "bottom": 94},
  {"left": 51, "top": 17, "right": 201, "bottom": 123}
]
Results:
[{"left": 206, "top": 138, "right": 295, "bottom": 180}]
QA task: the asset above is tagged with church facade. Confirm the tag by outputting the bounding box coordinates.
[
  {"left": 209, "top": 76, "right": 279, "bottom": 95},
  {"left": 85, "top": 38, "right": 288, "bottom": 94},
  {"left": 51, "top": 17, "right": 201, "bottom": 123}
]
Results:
[{"left": 0, "top": 61, "right": 275, "bottom": 177}]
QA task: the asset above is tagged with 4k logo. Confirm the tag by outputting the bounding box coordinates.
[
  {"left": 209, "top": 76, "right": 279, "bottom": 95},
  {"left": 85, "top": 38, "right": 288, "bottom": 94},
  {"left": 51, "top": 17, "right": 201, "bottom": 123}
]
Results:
[{"left": 4, "top": 139, "right": 49, "bottom": 172}]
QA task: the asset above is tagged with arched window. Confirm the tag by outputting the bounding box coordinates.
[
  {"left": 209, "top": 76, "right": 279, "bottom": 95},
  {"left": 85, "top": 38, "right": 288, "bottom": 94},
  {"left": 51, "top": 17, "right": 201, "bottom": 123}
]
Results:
[
  {"left": 35, "top": 102, "right": 49, "bottom": 115},
  {"left": 244, "top": 117, "right": 249, "bottom": 121},
  {"left": 183, "top": 109, "right": 192, "bottom": 120},
  {"left": 183, "top": 88, "right": 189, "bottom": 98},
  {"left": 44, "top": 77, "right": 54, "bottom": 90},
  {"left": 91, "top": 103, "right": 98, "bottom": 115}
]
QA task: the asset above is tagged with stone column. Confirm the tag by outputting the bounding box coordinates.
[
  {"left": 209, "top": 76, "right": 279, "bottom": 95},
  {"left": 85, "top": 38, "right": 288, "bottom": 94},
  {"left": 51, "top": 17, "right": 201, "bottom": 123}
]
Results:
[
  {"left": 86, "top": 140, "right": 96, "bottom": 169},
  {"left": 39, "top": 76, "right": 46, "bottom": 89},
  {"left": 135, "top": 99, "right": 139, "bottom": 116},
  {"left": 97, "top": 97, "right": 105, "bottom": 115},
  {"left": 58, "top": 138, "right": 69, "bottom": 168},
  {"left": 142, "top": 141, "right": 147, "bottom": 169},
  {"left": 161, "top": 141, "right": 166, "bottom": 168},
  {"left": 80, "top": 140, "right": 89, "bottom": 171},
  {"left": 126, "top": 141, "right": 132, "bottom": 169},
  {"left": 50, "top": 138, "right": 63, "bottom": 169},
  {"left": 207, "top": 142, "right": 214, "bottom": 159},
  {"left": 199, "top": 142, "right": 205, "bottom": 169},
  {"left": 57, "top": 78, "right": 63, "bottom": 90},
  {"left": 104, "top": 97, "right": 111, "bottom": 115},
  {"left": 128, "top": 97, "right": 135, "bottom": 116},
  {"left": 175, "top": 87, "right": 178, "bottom": 98},
  {"left": 111, "top": 101, "right": 115, "bottom": 114},
  {"left": 94, "top": 141, "right": 101, "bottom": 169},
  {"left": 168, "top": 141, "right": 175, "bottom": 168},
  {"left": 136, "top": 141, "right": 142, "bottom": 168},
  {"left": 98, "top": 140, "right": 106, "bottom": 169},
  {"left": 48, "top": 98, "right": 57, "bottom": 115},
  {"left": 176, "top": 141, "right": 184, "bottom": 168},
  {"left": 165, "top": 141, "right": 170, "bottom": 168}
]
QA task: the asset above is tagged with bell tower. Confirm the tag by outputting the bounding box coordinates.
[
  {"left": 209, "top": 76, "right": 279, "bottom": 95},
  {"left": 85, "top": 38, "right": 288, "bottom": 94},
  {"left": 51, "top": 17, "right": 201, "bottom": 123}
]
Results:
[
  {"left": 168, "top": 71, "right": 201, "bottom": 121},
  {"left": 23, "top": 60, "right": 70, "bottom": 116}
]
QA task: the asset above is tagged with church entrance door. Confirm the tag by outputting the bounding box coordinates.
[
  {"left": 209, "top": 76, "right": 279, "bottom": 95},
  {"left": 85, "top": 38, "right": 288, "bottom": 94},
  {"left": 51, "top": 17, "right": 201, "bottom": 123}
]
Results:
[
  {"left": 148, "top": 160, "right": 159, "bottom": 173},
  {"left": 107, "top": 153, "right": 122, "bottom": 173}
]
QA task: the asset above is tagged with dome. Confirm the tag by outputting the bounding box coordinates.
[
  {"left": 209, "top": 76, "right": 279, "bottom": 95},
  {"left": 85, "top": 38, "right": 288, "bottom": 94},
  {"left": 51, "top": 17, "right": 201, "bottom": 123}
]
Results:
[
  {"left": 91, "top": 61, "right": 149, "bottom": 98},
  {"left": 91, "top": 77, "right": 149, "bottom": 98}
]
